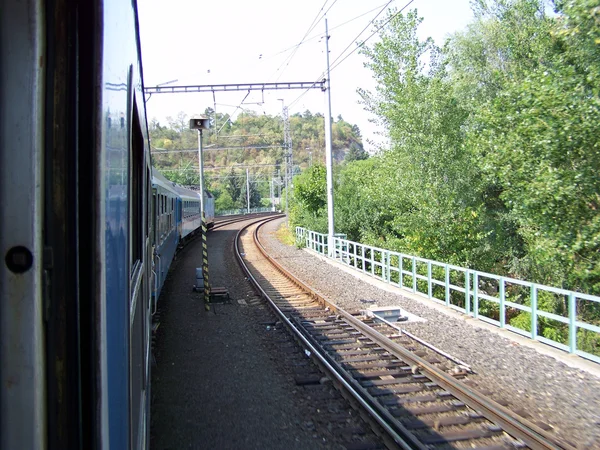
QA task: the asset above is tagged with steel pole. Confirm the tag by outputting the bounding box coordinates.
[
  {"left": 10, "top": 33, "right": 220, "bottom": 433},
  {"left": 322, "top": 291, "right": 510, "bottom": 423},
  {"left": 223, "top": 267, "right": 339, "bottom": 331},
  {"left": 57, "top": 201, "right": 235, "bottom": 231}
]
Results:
[
  {"left": 324, "top": 18, "right": 335, "bottom": 256},
  {"left": 246, "top": 168, "right": 250, "bottom": 214},
  {"left": 197, "top": 129, "right": 205, "bottom": 215}
]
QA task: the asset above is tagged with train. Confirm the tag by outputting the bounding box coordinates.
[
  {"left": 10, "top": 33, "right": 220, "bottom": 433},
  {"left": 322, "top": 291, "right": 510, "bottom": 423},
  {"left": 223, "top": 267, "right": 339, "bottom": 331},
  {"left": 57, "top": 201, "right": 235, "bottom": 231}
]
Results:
[
  {"left": 0, "top": 1, "right": 212, "bottom": 449},
  {"left": 152, "top": 168, "right": 215, "bottom": 304}
]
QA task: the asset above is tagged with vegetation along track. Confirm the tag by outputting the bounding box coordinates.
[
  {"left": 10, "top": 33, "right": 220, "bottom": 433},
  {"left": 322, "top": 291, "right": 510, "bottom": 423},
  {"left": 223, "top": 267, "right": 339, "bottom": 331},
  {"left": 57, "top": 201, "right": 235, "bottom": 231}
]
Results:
[{"left": 235, "top": 216, "right": 576, "bottom": 450}]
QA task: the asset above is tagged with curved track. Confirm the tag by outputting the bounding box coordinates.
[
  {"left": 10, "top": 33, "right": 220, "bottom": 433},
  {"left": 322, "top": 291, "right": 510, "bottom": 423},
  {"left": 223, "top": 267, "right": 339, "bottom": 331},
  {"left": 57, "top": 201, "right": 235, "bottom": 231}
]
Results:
[{"left": 235, "top": 216, "right": 575, "bottom": 450}]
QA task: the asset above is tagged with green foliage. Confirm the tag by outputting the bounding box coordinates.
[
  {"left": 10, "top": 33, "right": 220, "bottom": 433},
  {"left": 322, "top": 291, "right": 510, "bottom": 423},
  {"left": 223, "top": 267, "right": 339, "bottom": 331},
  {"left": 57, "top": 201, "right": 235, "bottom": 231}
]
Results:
[
  {"left": 344, "top": 142, "right": 369, "bottom": 162},
  {"left": 344, "top": 0, "right": 599, "bottom": 356},
  {"left": 149, "top": 109, "right": 364, "bottom": 212},
  {"left": 469, "top": 0, "right": 600, "bottom": 293},
  {"left": 147, "top": 1, "right": 600, "bottom": 355},
  {"left": 356, "top": 8, "right": 513, "bottom": 269},
  {"left": 214, "top": 189, "right": 235, "bottom": 212},
  {"left": 241, "top": 179, "right": 262, "bottom": 208},
  {"left": 288, "top": 164, "right": 329, "bottom": 232},
  {"left": 225, "top": 168, "right": 242, "bottom": 205}
]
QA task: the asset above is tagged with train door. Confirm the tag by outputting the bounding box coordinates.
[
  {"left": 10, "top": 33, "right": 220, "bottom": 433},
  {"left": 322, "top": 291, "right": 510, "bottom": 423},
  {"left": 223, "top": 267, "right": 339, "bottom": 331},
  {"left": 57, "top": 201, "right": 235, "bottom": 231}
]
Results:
[
  {"left": 152, "top": 187, "right": 158, "bottom": 303},
  {"left": 128, "top": 97, "right": 150, "bottom": 450},
  {"left": 177, "top": 198, "right": 183, "bottom": 237}
]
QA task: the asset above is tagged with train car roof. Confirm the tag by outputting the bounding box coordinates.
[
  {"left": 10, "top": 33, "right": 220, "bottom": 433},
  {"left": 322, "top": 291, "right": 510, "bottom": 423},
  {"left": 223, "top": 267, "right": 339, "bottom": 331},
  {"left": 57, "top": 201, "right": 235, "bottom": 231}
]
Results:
[
  {"left": 151, "top": 168, "right": 180, "bottom": 195},
  {"left": 171, "top": 183, "right": 201, "bottom": 201},
  {"left": 151, "top": 168, "right": 213, "bottom": 199}
]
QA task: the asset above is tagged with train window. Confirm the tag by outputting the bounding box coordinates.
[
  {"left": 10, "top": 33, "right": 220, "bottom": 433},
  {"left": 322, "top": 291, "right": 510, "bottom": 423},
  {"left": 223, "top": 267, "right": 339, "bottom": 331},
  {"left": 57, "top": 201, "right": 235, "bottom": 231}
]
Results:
[
  {"left": 129, "top": 99, "right": 144, "bottom": 270},
  {"left": 153, "top": 193, "right": 157, "bottom": 245}
]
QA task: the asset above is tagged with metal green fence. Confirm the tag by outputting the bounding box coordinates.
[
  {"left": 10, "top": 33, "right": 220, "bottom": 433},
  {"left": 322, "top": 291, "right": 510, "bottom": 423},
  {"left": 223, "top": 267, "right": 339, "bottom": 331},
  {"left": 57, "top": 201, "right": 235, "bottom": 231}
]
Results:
[
  {"left": 296, "top": 227, "right": 600, "bottom": 364},
  {"left": 216, "top": 207, "right": 275, "bottom": 216}
]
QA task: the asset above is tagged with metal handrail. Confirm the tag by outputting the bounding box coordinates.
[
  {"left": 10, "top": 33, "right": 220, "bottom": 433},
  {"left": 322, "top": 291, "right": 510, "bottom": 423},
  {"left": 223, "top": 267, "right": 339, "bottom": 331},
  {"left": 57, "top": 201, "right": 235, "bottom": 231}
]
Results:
[
  {"left": 296, "top": 227, "right": 600, "bottom": 364},
  {"left": 216, "top": 207, "right": 275, "bottom": 216}
]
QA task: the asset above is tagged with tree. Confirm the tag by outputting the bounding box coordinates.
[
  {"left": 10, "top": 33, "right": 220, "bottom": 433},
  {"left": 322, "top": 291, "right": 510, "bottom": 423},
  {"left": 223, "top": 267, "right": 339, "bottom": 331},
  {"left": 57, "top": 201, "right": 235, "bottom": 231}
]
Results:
[
  {"left": 288, "top": 164, "right": 328, "bottom": 232},
  {"left": 225, "top": 168, "right": 242, "bottom": 205},
  {"left": 240, "top": 179, "right": 262, "bottom": 209},
  {"left": 214, "top": 189, "right": 235, "bottom": 212},
  {"left": 344, "top": 142, "right": 368, "bottom": 162},
  {"left": 357, "top": 8, "right": 498, "bottom": 267},
  {"left": 468, "top": 0, "right": 600, "bottom": 293}
]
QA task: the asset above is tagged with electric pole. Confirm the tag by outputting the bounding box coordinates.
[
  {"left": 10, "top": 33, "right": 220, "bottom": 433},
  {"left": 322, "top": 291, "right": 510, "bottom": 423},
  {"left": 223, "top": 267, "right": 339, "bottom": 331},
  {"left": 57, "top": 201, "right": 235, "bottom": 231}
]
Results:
[{"left": 324, "top": 18, "right": 335, "bottom": 256}]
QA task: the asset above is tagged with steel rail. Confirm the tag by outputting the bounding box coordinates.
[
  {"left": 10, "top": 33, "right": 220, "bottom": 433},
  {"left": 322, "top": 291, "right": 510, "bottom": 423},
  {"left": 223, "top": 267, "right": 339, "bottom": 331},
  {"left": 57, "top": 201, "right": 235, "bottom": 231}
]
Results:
[
  {"left": 234, "top": 216, "right": 415, "bottom": 450},
  {"left": 252, "top": 219, "right": 576, "bottom": 450},
  {"left": 211, "top": 212, "right": 277, "bottom": 230}
]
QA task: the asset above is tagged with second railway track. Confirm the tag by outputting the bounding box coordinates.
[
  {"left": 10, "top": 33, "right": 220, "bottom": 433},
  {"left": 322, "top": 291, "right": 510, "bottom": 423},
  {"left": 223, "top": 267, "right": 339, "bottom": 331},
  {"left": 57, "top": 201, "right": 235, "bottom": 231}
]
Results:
[{"left": 235, "top": 216, "right": 575, "bottom": 450}]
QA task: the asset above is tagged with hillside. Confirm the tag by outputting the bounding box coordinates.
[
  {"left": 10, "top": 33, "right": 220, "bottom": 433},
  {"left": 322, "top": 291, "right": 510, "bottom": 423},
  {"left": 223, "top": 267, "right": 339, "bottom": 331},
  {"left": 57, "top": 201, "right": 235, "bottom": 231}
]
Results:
[{"left": 148, "top": 109, "right": 365, "bottom": 210}]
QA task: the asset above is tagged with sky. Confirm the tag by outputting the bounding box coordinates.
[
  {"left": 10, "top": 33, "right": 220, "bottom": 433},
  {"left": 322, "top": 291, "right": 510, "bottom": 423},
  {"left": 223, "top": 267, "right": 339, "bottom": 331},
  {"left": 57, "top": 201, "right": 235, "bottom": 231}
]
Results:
[{"left": 137, "top": 0, "right": 475, "bottom": 152}]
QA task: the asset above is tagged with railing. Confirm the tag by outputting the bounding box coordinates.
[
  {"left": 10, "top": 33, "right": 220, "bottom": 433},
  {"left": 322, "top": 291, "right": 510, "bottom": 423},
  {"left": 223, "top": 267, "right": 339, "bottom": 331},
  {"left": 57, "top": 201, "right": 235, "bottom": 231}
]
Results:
[
  {"left": 217, "top": 207, "right": 276, "bottom": 216},
  {"left": 296, "top": 227, "right": 600, "bottom": 364}
]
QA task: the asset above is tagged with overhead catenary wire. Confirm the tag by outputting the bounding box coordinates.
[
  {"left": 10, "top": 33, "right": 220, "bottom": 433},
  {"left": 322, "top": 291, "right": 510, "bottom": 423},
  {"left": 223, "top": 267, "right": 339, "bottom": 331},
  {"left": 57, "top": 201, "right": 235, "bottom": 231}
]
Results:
[
  {"left": 288, "top": 0, "right": 416, "bottom": 110},
  {"left": 216, "top": 90, "right": 251, "bottom": 134},
  {"left": 328, "top": 0, "right": 399, "bottom": 71},
  {"left": 329, "top": 0, "right": 416, "bottom": 73},
  {"left": 151, "top": 145, "right": 285, "bottom": 154},
  {"left": 259, "top": 2, "right": 394, "bottom": 62},
  {"left": 165, "top": 163, "right": 283, "bottom": 170},
  {"left": 272, "top": 0, "right": 338, "bottom": 81},
  {"left": 289, "top": 0, "right": 397, "bottom": 109}
]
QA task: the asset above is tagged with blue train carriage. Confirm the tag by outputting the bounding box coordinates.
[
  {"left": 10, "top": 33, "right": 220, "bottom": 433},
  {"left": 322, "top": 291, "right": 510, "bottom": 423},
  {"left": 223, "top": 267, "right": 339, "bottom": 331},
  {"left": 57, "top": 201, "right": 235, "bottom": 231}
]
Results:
[
  {"left": 172, "top": 184, "right": 203, "bottom": 241},
  {"left": 1, "top": 0, "right": 154, "bottom": 449},
  {"left": 151, "top": 169, "right": 180, "bottom": 306}
]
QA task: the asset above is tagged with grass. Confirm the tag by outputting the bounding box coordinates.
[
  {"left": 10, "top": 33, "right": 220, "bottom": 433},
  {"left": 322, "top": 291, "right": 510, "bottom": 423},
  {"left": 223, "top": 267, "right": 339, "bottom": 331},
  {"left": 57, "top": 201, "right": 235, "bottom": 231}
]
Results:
[{"left": 275, "top": 223, "right": 296, "bottom": 246}]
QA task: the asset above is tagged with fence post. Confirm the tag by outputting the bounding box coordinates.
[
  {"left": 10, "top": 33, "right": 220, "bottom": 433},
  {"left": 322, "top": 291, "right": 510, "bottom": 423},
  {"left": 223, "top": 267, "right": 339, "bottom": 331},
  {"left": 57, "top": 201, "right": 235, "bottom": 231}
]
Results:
[
  {"left": 445, "top": 264, "right": 450, "bottom": 307},
  {"left": 568, "top": 292, "right": 576, "bottom": 354},
  {"left": 427, "top": 262, "right": 432, "bottom": 299},
  {"left": 465, "top": 270, "right": 471, "bottom": 314},
  {"left": 499, "top": 277, "right": 506, "bottom": 328},
  {"left": 473, "top": 272, "right": 479, "bottom": 319},
  {"left": 412, "top": 256, "right": 417, "bottom": 293},
  {"left": 386, "top": 251, "right": 391, "bottom": 283},
  {"left": 362, "top": 246, "right": 365, "bottom": 273},
  {"left": 531, "top": 285, "right": 538, "bottom": 340},
  {"left": 399, "top": 255, "right": 404, "bottom": 288}
]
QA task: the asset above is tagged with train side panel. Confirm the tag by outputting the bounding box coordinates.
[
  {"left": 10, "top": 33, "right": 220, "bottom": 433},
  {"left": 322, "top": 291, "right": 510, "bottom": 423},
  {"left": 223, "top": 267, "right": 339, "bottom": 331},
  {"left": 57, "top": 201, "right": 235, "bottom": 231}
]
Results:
[
  {"left": 180, "top": 193, "right": 202, "bottom": 239},
  {"left": 151, "top": 173, "right": 180, "bottom": 307},
  {"left": 0, "top": 0, "right": 45, "bottom": 448},
  {"left": 103, "top": 0, "right": 153, "bottom": 447},
  {"left": 2, "top": 0, "right": 154, "bottom": 448},
  {"left": 172, "top": 184, "right": 203, "bottom": 239}
]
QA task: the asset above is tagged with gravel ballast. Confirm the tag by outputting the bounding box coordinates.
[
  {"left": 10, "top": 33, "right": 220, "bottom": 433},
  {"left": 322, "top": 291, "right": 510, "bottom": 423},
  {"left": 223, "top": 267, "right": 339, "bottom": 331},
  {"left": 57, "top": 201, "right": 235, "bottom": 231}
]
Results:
[
  {"left": 260, "top": 218, "right": 600, "bottom": 449},
  {"left": 150, "top": 221, "right": 384, "bottom": 450}
]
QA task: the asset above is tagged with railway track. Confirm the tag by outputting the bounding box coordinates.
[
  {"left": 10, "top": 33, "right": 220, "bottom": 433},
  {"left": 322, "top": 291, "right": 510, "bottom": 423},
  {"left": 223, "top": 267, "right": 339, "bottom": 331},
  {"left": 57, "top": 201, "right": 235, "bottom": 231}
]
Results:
[
  {"left": 235, "top": 216, "right": 575, "bottom": 450},
  {"left": 213, "top": 212, "right": 276, "bottom": 230}
]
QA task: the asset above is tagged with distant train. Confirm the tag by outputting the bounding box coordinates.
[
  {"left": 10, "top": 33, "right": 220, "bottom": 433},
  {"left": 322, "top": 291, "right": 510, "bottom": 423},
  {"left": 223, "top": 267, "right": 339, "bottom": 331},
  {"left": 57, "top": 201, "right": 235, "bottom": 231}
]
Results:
[
  {"left": 151, "top": 168, "right": 214, "bottom": 306},
  {"left": 1, "top": 1, "right": 212, "bottom": 449}
]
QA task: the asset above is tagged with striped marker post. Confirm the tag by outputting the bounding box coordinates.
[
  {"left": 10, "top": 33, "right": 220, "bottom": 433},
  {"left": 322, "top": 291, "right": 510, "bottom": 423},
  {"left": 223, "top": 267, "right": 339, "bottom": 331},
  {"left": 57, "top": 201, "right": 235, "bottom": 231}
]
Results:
[{"left": 201, "top": 212, "right": 211, "bottom": 311}]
